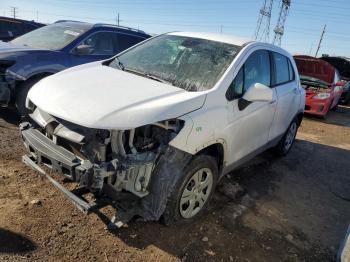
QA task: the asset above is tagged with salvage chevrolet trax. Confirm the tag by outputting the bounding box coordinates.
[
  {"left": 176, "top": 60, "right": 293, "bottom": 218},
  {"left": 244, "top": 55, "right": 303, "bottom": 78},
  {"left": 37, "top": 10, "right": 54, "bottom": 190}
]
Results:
[{"left": 20, "top": 32, "right": 305, "bottom": 225}]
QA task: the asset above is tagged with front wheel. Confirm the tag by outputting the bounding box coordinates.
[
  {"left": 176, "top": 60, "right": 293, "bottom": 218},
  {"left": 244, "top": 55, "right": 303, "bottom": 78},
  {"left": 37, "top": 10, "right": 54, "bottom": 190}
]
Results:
[
  {"left": 162, "top": 155, "right": 218, "bottom": 225},
  {"left": 15, "top": 77, "right": 44, "bottom": 118},
  {"left": 274, "top": 119, "right": 298, "bottom": 156}
]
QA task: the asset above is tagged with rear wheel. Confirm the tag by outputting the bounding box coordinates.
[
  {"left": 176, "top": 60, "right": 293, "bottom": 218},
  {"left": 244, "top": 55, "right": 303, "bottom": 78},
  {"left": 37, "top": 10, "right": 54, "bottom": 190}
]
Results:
[
  {"left": 274, "top": 118, "right": 298, "bottom": 156},
  {"left": 162, "top": 155, "right": 218, "bottom": 225}
]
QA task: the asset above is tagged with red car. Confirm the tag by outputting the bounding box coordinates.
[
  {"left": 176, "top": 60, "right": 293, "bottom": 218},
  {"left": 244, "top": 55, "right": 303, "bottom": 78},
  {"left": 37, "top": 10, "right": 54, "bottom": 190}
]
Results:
[{"left": 294, "top": 55, "right": 344, "bottom": 118}]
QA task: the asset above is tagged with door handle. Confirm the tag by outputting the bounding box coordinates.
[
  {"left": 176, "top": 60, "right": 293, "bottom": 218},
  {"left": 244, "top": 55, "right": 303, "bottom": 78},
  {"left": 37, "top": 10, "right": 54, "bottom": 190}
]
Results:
[
  {"left": 269, "top": 100, "right": 277, "bottom": 104},
  {"left": 293, "top": 88, "right": 298, "bottom": 94}
]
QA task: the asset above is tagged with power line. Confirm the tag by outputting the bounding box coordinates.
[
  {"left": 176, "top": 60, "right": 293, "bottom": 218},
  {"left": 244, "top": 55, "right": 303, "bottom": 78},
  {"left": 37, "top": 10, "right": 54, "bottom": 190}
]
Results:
[{"left": 15, "top": 8, "right": 255, "bottom": 28}]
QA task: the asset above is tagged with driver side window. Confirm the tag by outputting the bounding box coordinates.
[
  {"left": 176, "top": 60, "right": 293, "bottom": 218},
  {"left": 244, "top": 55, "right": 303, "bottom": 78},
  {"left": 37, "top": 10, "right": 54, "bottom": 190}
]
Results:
[{"left": 226, "top": 50, "right": 271, "bottom": 100}]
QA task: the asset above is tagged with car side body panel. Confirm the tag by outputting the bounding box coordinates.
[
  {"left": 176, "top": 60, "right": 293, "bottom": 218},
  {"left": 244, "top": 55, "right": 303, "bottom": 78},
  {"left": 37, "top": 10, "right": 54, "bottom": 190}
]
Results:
[{"left": 171, "top": 42, "right": 304, "bottom": 173}]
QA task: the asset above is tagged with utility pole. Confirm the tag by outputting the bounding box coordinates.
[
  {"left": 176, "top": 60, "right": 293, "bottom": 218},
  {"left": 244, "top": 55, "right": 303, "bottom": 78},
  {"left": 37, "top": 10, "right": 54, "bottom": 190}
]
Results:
[
  {"left": 272, "top": 0, "right": 291, "bottom": 46},
  {"left": 36, "top": 11, "right": 39, "bottom": 22},
  {"left": 11, "top": 6, "right": 18, "bottom": 19},
  {"left": 220, "top": 25, "right": 223, "bottom": 34},
  {"left": 254, "top": 0, "right": 274, "bottom": 42},
  {"left": 315, "top": 24, "right": 326, "bottom": 58}
]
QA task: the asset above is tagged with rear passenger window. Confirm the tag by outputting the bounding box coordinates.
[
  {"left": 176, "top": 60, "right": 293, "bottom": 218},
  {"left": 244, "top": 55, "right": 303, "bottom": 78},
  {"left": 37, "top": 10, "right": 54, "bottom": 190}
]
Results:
[
  {"left": 117, "top": 34, "right": 144, "bottom": 52},
  {"left": 0, "top": 20, "right": 22, "bottom": 37},
  {"left": 226, "top": 50, "right": 270, "bottom": 100},
  {"left": 272, "top": 52, "right": 289, "bottom": 85},
  {"left": 81, "top": 32, "right": 117, "bottom": 55}
]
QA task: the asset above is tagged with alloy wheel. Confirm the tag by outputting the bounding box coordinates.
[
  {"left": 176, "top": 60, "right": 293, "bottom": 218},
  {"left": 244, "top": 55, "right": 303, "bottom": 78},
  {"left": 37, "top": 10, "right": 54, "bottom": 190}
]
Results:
[
  {"left": 284, "top": 122, "right": 297, "bottom": 151},
  {"left": 179, "top": 168, "right": 213, "bottom": 219}
]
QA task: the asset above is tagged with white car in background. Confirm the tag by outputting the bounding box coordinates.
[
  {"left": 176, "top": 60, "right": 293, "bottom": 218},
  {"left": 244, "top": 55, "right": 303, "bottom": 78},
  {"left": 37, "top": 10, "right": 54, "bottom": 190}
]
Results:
[{"left": 20, "top": 32, "right": 305, "bottom": 226}]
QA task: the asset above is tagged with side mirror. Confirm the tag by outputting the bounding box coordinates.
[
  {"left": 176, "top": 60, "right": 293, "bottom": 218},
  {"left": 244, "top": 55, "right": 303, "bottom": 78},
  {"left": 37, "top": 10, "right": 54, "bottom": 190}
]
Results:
[
  {"left": 73, "top": 44, "right": 92, "bottom": 55},
  {"left": 239, "top": 83, "right": 273, "bottom": 111},
  {"left": 243, "top": 83, "right": 273, "bottom": 102}
]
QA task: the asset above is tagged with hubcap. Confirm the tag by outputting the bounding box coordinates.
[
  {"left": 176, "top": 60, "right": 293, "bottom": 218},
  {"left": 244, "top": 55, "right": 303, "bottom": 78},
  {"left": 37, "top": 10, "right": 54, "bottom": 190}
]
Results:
[
  {"left": 179, "top": 168, "right": 213, "bottom": 219},
  {"left": 284, "top": 122, "right": 297, "bottom": 151}
]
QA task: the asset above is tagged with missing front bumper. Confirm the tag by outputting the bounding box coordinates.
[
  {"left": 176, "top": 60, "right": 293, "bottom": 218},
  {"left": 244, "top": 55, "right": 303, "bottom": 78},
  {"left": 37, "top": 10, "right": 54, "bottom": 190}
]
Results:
[
  {"left": 20, "top": 125, "right": 152, "bottom": 226},
  {"left": 20, "top": 123, "right": 156, "bottom": 197},
  {"left": 22, "top": 154, "right": 96, "bottom": 213},
  {"left": 22, "top": 154, "right": 141, "bottom": 227}
]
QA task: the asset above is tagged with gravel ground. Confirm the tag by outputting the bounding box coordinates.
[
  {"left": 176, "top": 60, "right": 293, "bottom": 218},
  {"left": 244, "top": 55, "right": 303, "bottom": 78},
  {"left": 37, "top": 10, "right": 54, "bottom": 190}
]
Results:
[{"left": 0, "top": 106, "right": 349, "bottom": 262}]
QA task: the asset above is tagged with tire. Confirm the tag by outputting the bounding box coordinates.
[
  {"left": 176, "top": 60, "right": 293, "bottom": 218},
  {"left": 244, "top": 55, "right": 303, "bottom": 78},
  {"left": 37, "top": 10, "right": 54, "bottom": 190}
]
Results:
[
  {"left": 162, "top": 155, "right": 218, "bottom": 225},
  {"left": 274, "top": 118, "right": 298, "bottom": 156},
  {"left": 15, "top": 77, "right": 43, "bottom": 118}
]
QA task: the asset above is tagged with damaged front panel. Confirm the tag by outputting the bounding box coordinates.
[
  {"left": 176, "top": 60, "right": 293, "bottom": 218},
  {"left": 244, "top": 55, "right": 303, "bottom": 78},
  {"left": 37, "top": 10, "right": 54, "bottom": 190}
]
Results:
[{"left": 22, "top": 107, "right": 186, "bottom": 213}]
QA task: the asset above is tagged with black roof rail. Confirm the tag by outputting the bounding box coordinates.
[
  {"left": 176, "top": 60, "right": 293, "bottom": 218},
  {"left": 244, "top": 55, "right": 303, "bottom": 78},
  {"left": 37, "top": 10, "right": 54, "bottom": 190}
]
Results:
[
  {"left": 54, "top": 20, "right": 88, "bottom": 24},
  {"left": 93, "top": 23, "right": 146, "bottom": 34}
]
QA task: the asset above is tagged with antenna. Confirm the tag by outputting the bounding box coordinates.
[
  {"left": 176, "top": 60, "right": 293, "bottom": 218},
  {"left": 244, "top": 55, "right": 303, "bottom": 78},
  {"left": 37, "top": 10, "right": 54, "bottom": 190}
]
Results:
[
  {"left": 272, "top": 0, "right": 291, "bottom": 46},
  {"left": 254, "top": 0, "right": 274, "bottom": 42},
  {"left": 315, "top": 24, "right": 326, "bottom": 58}
]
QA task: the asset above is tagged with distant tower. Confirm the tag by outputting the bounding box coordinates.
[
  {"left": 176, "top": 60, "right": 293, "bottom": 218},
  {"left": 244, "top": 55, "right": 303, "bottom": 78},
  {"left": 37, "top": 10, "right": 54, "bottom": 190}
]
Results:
[
  {"left": 272, "top": 0, "right": 291, "bottom": 46},
  {"left": 254, "top": 0, "right": 274, "bottom": 42}
]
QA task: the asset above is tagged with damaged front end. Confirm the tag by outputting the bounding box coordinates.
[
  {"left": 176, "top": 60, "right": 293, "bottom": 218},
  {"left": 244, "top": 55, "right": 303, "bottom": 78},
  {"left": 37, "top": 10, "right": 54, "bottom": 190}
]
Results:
[
  {"left": 21, "top": 107, "right": 187, "bottom": 223},
  {"left": 301, "top": 76, "right": 333, "bottom": 115}
]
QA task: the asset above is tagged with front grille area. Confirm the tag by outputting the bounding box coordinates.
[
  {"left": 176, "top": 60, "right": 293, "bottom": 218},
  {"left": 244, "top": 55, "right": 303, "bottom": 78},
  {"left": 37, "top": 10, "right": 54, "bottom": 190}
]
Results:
[{"left": 317, "top": 105, "right": 324, "bottom": 112}]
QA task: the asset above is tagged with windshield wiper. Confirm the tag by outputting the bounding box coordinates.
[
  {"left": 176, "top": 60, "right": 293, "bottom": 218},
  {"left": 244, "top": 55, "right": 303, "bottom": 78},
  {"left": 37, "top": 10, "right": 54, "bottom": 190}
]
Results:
[
  {"left": 123, "top": 67, "right": 174, "bottom": 86},
  {"left": 114, "top": 56, "right": 125, "bottom": 71},
  {"left": 144, "top": 73, "right": 174, "bottom": 86}
]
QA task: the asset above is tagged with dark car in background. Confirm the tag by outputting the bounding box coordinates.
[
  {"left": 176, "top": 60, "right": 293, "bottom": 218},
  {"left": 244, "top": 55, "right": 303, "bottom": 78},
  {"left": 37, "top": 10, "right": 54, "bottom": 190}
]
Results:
[
  {"left": 340, "top": 81, "right": 350, "bottom": 104},
  {"left": 0, "top": 20, "right": 151, "bottom": 115},
  {"left": 321, "top": 56, "right": 350, "bottom": 105},
  {"left": 0, "top": 16, "right": 45, "bottom": 41}
]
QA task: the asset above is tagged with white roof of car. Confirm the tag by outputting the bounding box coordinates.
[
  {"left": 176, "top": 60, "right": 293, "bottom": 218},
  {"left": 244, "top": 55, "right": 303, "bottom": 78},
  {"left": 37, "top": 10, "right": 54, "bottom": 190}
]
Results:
[{"left": 168, "top": 31, "right": 249, "bottom": 46}]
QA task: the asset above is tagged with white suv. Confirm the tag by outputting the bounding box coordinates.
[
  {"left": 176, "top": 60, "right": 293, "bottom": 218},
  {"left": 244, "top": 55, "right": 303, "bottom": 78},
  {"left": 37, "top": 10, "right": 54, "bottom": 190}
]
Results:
[{"left": 21, "top": 32, "right": 305, "bottom": 225}]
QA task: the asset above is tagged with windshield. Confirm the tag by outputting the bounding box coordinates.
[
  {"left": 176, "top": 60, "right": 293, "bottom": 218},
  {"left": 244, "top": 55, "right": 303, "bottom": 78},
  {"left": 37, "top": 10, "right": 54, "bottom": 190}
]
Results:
[
  {"left": 110, "top": 34, "right": 240, "bottom": 91},
  {"left": 11, "top": 23, "right": 92, "bottom": 50}
]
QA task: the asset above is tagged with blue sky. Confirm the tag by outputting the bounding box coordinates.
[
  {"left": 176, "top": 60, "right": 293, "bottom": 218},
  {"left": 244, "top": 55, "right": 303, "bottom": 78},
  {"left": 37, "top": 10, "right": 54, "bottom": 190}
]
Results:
[{"left": 1, "top": 0, "right": 349, "bottom": 57}]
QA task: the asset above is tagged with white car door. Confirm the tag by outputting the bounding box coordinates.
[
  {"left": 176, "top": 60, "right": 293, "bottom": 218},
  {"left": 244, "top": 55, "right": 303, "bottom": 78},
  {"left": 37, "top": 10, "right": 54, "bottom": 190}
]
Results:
[
  {"left": 225, "top": 49, "right": 277, "bottom": 164},
  {"left": 268, "top": 52, "right": 300, "bottom": 140}
]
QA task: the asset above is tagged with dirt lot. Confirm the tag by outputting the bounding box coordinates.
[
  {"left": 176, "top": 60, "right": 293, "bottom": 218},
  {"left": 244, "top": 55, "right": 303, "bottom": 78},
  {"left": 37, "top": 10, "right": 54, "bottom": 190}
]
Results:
[{"left": 0, "top": 106, "right": 349, "bottom": 262}]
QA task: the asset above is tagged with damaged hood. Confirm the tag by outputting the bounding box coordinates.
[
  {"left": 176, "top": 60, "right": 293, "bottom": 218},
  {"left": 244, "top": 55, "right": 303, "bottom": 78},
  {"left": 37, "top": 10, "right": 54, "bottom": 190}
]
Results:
[{"left": 28, "top": 63, "right": 206, "bottom": 129}]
